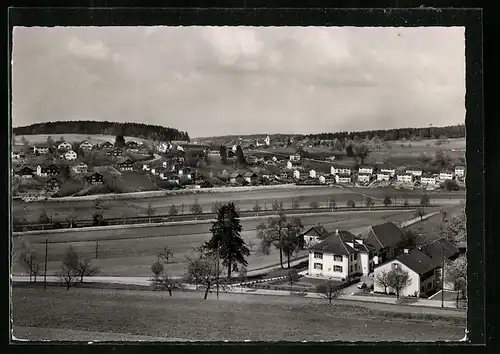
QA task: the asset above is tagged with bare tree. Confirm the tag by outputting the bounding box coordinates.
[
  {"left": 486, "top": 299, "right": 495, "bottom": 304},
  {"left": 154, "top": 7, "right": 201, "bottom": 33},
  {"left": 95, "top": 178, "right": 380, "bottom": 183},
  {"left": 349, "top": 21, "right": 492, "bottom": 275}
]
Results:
[
  {"left": 353, "top": 144, "right": 371, "bottom": 165},
  {"left": 18, "top": 249, "right": 41, "bottom": 283},
  {"left": 158, "top": 247, "right": 174, "bottom": 264},
  {"left": 365, "top": 196, "right": 375, "bottom": 210},
  {"left": 328, "top": 198, "right": 336, "bottom": 211},
  {"left": 291, "top": 197, "right": 300, "bottom": 210},
  {"left": 185, "top": 252, "right": 225, "bottom": 300},
  {"left": 375, "top": 269, "right": 390, "bottom": 294},
  {"left": 238, "top": 266, "right": 248, "bottom": 287},
  {"left": 146, "top": 203, "right": 156, "bottom": 223},
  {"left": 256, "top": 211, "right": 288, "bottom": 268},
  {"left": 316, "top": 281, "right": 343, "bottom": 304},
  {"left": 74, "top": 256, "right": 100, "bottom": 283},
  {"left": 150, "top": 269, "right": 183, "bottom": 296},
  {"left": 211, "top": 200, "right": 223, "bottom": 214},
  {"left": 383, "top": 196, "right": 392, "bottom": 207},
  {"left": 59, "top": 265, "right": 78, "bottom": 291},
  {"left": 346, "top": 199, "right": 356, "bottom": 208},
  {"left": 66, "top": 213, "right": 76, "bottom": 228},
  {"left": 272, "top": 200, "right": 283, "bottom": 213},
  {"left": 252, "top": 201, "right": 262, "bottom": 213},
  {"left": 247, "top": 240, "right": 255, "bottom": 253},
  {"left": 287, "top": 269, "right": 300, "bottom": 292},
  {"left": 309, "top": 200, "right": 319, "bottom": 211},
  {"left": 387, "top": 268, "right": 412, "bottom": 299},
  {"left": 415, "top": 207, "right": 426, "bottom": 221},
  {"left": 190, "top": 199, "right": 203, "bottom": 219}
]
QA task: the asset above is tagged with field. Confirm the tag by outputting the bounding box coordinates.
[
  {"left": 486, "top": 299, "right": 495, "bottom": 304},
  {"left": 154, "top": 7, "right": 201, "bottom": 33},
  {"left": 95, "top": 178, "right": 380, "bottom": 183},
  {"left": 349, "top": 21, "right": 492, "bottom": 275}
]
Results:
[
  {"left": 14, "top": 134, "right": 147, "bottom": 145},
  {"left": 12, "top": 286, "right": 465, "bottom": 342},
  {"left": 12, "top": 209, "right": 424, "bottom": 277},
  {"left": 13, "top": 186, "right": 466, "bottom": 223}
]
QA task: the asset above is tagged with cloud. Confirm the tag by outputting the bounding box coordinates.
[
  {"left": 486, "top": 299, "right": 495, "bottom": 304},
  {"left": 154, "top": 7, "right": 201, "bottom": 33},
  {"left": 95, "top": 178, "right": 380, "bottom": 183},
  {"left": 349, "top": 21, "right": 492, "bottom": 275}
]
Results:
[{"left": 67, "top": 36, "right": 111, "bottom": 60}]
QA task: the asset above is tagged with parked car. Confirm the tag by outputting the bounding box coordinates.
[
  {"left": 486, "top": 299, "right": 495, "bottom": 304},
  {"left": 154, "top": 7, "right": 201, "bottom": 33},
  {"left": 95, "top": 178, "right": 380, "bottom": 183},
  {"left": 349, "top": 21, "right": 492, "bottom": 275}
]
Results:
[{"left": 357, "top": 282, "right": 367, "bottom": 289}]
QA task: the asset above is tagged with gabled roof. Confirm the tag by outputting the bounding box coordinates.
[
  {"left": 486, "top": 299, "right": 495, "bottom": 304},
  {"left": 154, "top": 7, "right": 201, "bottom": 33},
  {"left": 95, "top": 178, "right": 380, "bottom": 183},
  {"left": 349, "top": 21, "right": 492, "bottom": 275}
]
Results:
[
  {"left": 244, "top": 171, "right": 258, "bottom": 177},
  {"left": 358, "top": 222, "right": 405, "bottom": 251},
  {"left": 45, "top": 177, "right": 60, "bottom": 183},
  {"left": 420, "top": 238, "right": 460, "bottom": 260},
  {"left": 229, "top": 172, "right": 243, "bottom": 178},
  {"left": 301, "top": 225, "right": 330, "bottom": 239},
  {"left": 337, "top": 233, "right": 376, "bottom": 253},
  {"left": 312, "top": 230, "right": 358, "bottom": 255},
  {"left": 16, "top": 165, "right": 34, "bottom": 173},
  {"left": 117, "top": 157, "right": 134, "bottom": 164},
  {"left": 359, "top": 165, "right": 373, "bottom": 169},
  {"left": 395, "top": 248, "right": 439, "bottom": 275}
]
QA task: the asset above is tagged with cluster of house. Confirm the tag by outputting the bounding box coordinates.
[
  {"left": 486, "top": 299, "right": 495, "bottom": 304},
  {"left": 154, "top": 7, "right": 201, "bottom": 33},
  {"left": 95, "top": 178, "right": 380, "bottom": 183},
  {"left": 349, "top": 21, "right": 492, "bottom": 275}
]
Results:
[{"left": 302, "top": 222, "right": 464, "bottom": 297}]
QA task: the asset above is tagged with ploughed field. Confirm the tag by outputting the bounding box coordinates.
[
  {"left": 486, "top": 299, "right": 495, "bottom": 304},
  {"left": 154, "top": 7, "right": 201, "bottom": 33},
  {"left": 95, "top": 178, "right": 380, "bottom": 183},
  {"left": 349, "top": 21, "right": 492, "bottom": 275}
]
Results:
[
  {"left": 12, "top": 209, "right": 422, "bottom": 277},
  {"left": 13, "top": 186, "right": 466, "bottom": 223},
  {"left": 11, "top": 286, "right": 466, "bottom": 342}
]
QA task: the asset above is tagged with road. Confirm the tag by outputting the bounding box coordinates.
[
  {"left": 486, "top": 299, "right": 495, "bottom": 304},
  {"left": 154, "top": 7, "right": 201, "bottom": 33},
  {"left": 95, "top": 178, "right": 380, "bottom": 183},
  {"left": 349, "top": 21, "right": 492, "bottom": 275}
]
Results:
[
  {"left": 12, "top": 209, "right": 423, "bottom": 277},
  {"left": 13, "top": 185, "right": 466, "bottom": 223}
]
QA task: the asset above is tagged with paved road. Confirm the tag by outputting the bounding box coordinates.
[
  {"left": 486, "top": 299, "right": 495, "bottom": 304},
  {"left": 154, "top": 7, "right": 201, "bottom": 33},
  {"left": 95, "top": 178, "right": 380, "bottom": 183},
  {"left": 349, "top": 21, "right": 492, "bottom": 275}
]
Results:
[{"left": 13, "top": 186, "right": 465, "bottom": 222}]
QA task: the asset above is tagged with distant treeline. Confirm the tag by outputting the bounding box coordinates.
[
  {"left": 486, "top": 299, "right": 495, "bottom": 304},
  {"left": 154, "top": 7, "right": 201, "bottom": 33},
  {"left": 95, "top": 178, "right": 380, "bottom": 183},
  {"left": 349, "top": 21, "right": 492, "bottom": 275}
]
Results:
[
  {"left": 13, "top": 121, "right": 190, "bottom": 142},
  {"left": 304, "top": 124, "right": 466, "bottom": 141}
]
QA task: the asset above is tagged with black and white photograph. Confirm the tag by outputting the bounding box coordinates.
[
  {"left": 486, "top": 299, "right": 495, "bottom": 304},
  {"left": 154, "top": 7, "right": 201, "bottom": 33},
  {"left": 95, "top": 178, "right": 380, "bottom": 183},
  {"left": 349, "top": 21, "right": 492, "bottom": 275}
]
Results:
[{"left": 10, "top": 24, "right": 468, "bottom": 342}]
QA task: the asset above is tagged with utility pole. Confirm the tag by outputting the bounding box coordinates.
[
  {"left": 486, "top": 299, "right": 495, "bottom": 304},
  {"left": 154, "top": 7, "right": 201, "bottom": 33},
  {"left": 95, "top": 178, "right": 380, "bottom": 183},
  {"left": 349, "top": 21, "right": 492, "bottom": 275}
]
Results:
[
  {"left": 29, "top": 252, "right": 33, "bottom": 282},
  {"left": 441, "top": 242, "right": 445, "bottom": 308},
  {"left": 216, "top": 248, "right": 220, "bottom": 300},
  {"left": 44, "top": 239, "right": 48, "bottom": 291},
  {"left": 95, "top": 238, "right": 99, "bottom": 259}
]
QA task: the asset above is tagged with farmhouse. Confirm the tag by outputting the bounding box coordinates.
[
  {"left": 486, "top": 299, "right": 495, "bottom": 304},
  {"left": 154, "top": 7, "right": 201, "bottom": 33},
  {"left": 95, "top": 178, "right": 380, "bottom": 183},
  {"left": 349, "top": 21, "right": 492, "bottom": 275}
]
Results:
[
  {"left": 289, "top": 153, "right": 301, "bottom": 161},
  {"left": 85, "top": 172, "right": 104, "bottom": 185},
  {"left": 11, "top": 148, "right": 25, "bottom": 160},
  {"left": 454, "top": 165, "right": 465, "bottom": 177},
  {"left": 79, "top": 140, "right": 94, "bottom": 150},
  {"left": 318, "top": 175, "right": 326, "bottom": 184},
  {"left": 64, "top": 150, "right": 77, "bottom": 161},
  {"left": 308, "top": 230, "right": 375, "bottom": 279},
  {"left": 335, "top": 174, "right": 351, "bottom": 184},
  {"left": 379, "top": 167, "right": 396, "bottom": 176},
  {"left": 439, "top": 171, "right": 454, "bottom": 180},
  {"left": 100, "top": 141, "right": 114, "bottom": 149},
  {"left": 107, "top": 147, "right": 123, "bottom": 158},
  {"left": 33, "top": 144, "right": 50, "bottom": 155},
  {"left": 73, "top": 163, "right": 88, "bottom": 174},
  {"left": 293, "top": 170, "right": 301, "bottom": 180},
  {"left": 244, "top": 171, "right": 258, "bottom": 184},
  {"left": 14, "top": 166, "right": 35, "bottom": 178},
  {"left": 331, "top": 166, "right": 351, "bottom": 175},
  {"left": 36, "top": 164, "right": 59, "bottom": 177},
  {"left": 358, "top": 166, "right": 373, "bottom": 175},
  {"left": 229, "top": 172, "right": 244, "bottom": 184},
  {"left": 44, "top": 177, "right": 61, "bottom": 192},
  {"left": 420, "top": 175, "right": 437, "bottom": 185},
  {"left": 405, "top": 168, "right": 422, "bottom": 177},
  {"left": 377, "top": 172, "right": 391, "bottom": 181},
  {"left": 57, "top": 141, "right": 72, "bottom": 151},
  {"left": 286, "top": 160, "right": 303, "bottom": 170},
  {"left": 357, "top": 174, "right": 371, "bottom": 183},
  {"left": 309, "top": 169, "right": 317, "bottom": 179},
  {"left": 396, "top": 173, "right": 413, "bottom": 183},
  {"left": 358, "top": 222, "right": 407, "bottom": 265},
  {"left": 116, "top": 158, "right": 134, "bottom": 172},
  {"left": 300, "top": 225, "right": 330, "bottom": 248},
  {"left": 373, "top": 248, "right": 440, "bottom": 297},
  {"left": 126, "top": 141, "right": 140, "bottom": 149}
]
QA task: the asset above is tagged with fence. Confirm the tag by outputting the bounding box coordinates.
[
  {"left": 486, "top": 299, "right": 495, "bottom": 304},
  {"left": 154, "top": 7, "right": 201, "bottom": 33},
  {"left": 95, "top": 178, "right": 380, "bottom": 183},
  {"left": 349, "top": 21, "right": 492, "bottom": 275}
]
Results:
[{"left": 12, "top": 205, "right": 420, "bottom": 232}]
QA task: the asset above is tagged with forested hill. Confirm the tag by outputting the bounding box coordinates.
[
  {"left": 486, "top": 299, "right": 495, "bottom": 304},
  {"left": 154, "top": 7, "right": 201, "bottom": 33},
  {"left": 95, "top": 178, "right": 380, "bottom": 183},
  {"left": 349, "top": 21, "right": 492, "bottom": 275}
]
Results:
[
  {"left": 305, "top": 124, "right": 465, "bottom": 141},
  {"left": 13, "top": 121, "right": 190, "bottom": 142}
]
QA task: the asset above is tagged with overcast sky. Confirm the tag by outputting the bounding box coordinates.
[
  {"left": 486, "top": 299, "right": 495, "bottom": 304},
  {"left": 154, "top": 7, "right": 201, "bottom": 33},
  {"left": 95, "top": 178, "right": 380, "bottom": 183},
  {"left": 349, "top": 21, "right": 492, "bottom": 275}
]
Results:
[{"left": 12, "top": 26, "right": 465, "bottom": 138}]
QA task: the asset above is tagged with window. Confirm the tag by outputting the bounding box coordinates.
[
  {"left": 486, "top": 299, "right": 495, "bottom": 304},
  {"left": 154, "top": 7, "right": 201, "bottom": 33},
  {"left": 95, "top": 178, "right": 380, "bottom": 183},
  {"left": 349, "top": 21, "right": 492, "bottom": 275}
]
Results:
[
  {"left": 355, "top": 264, "right": 358, "bottom": 271},
  {"left": 314, "top": 263, "right": 323, "bottom": 270},
  {"left": 428, "top": 282, "right": 432, "bottom": 290},
  {"left": 334, "top": 255, "right": 343, "bottom": 262},
  {"left": 333, "top": 265, "right": 343, "bottom": 273},
  {"left": 350, "top": 265, "right": 353, "bottom": 273},
  {"left": 314, "top": 252, "right": 323, "bottom": 259},
  {"left": 353, "top": 253, "right": 358, "bottom": 261}
]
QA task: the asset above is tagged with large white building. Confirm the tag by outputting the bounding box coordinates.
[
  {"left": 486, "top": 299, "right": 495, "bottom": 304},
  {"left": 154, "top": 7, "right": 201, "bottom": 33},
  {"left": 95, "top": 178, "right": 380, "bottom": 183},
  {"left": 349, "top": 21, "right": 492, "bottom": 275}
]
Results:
[
  {"left": 454, "top": 166, "right": 466, "bottom": 177},
  {"left": 358, "top": 166, "right": 373, "bottom": 175},
  {"left": 335, "top": 175, "right": 351, "bottom": 184},
  {"left": 396, "top": 174, "right": 413, "bottom": 183},
  {"left": 357, "top": 174, "right": 371, "bottom": 183},
  {"left": 405, "top": 168, "right": 423, "bottom": 177},
  {"left": 331, "top": 166, "right": 351, "bottom": 175},
  {"left": 421, "top": 176, "right": 437, "bottom": 185},
  {"left": 64, "top": 150, "right": 77, "bottom": 161},
  {"left": 439, "top": 171, "right": 454, "bottom": 180},
  {"left": 377, "top": 172, "right": 391, "bottom": 181},
  {"left": 379, "top": 167, "right": 396, "bottom": 176}
]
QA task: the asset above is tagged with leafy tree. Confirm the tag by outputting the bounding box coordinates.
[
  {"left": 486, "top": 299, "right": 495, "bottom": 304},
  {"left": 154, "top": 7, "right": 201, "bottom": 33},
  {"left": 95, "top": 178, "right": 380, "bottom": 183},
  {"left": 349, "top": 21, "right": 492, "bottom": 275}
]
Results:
[
  {"left": 247, "top": 240, "right": 255, "bottom": 253},
  {"left": 403, "top": 198, "right": 410, "bottom": 207},
  {"left": 150, "top": 271, "right": 183, "bottom": 296},
  {"left": 206, "top": 203, "right": 250, "bottom": 279},
  {"left": 444, "top": 255, "right": 467, "bottom": 308},
  {"left": 420, "top": 194, "right": 431, "bottom": 207},
  {"left": 309, "top": 200, "right": 319, "bottom": 211},
  {"left": 115, "top": 135, "right": 126, "bottom": 148},
  {"left": 434, "top": 150, "right": 449, "bottom": 167},
  {"left": 387, "top": 268, "right": 412, "bottom": 299},
  {"left": 291, "top": 197, "right": 300, "bottom": 210},
  {"left": 211, "top": 200, "right": 223, "bottom": 214},
  {"left": 439, "top": 209, "right": 466, "bottom": 245},
  {"left": 383, "top": 196, "right": 392, "bottom": 207},
  {"left": 256, "top": 211, "right": 289, "bottom": 269},
  {"left": 346, "top": 145, "right": 354, "bottom": 158},
  {"left": 417, "top": 152, "right": 431, "bottom": 164},
  {"left": 146, "top": 203, "right": 156, "bottom": 223},
  {"left": 328, "top": 197, "right": 337, "bottom": 210},
  {"left": 444, "top": 179, "right": 459, "bottom": 191},
  {"left": 272, "top": 200, "right": 283, "bottom": 213},
  {"left": 316, "top": 281, "right": 343, "bottom": 304},
  {"left": 185, "top": 251, "right": 225, "bottom": 300},
  {"left": 346, "top": 199, "right": 356, "bottom": 208},
  {"left": 235, "top": 145, "right": 246, "bottom": 167},
  {"left": 365, "top": 196, "right": 375, "bottom": 209},
  {"left": 354, "top": 144, "right": 371, "bottom": 165},
  {"left": 169, "top": 204, "right": 178, "bottom": 216},
  {"left": 375, "top": 269, "right": 390, "bottom": 294},
  {"left": 38, "top": 210, "right": 51, "bottom": 224},
  {"left": 252, "top": 201, "right": 262, "bottom": 213},
  {"left": 287, "top": 269, "right": 300, "bottom": 292},
  {"left": 219, "top": 145, "right": 227, "bottom": 163},
  {"left": 190, "top": 199, "right": 203, "bottom": 219},
  {"left": 398, "top": 229, "right": 420, "bottom": 249},
  {"left": 158, "top": 247, "right": 174, "bottom": 264},
  {"left": 281, "top": 218, "right": 304, "bottom": 268},
  {"left": 46, "top": 136, "right": 55, "bottom": 149},
  {"left": 440, "top": 208, "right": 448, "bottom": 222},
  {"left": 151, "top": 260, "right": 164, "bottom": 278},
  {"left": 413, "top": 206, "right": 425, "bottom": 220}
]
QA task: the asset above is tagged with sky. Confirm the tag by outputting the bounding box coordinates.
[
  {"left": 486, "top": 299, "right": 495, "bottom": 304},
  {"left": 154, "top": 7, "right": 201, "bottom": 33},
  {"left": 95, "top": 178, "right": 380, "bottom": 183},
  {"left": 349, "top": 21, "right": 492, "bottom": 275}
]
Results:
[{"left": 11, "top": 26, "right": 465, "bottom": 138}]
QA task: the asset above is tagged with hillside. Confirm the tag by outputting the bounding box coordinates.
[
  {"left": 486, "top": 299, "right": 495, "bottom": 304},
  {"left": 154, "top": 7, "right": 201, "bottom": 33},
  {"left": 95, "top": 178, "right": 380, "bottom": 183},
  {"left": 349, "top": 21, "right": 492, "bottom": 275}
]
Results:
[{"left": 13, "top": 121, "right": 190, "bottom": 142}]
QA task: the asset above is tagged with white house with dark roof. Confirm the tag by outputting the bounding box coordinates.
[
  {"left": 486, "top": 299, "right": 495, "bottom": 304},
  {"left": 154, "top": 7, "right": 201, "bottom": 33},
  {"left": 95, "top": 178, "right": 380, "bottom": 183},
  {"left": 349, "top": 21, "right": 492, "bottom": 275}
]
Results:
[
  {"left": 73, "top": 163, "right": 88, "bottom": 174},
  {"left": 318, "top": 175, "right": 326, "bottom": 184},
  {"left": 335, "top": 174, "right": 351, "bottom": 184},
  {"left": 357, "top": 174, "right": 371, "bottom": 183},
  {"left": 421, "top": 175, "right": 437, "bottom": 185},
  {"left": 79, "top": 140, "right": 94, "bottom": 150},
  {"left": 377, "top": 172, "right": 391, "bottom": 181},
  {"left": 309, "top": 169, "right": 317, "bottom": 179},
  {"left": 308, "top": 229, "right": 376, "bottom": 279},
  {"left": 358, "top": 166, "right": 373, "bottom": 175},
  {"left": 293, "top": 169, "right": 300, "bottom": 180},
  {"left": 396, "top": 173, "right": 413, "bottom": 183},
  {"left": 64, "top": 150, "right": 77, "bottom": 161},
  {"left": 379, "top": 167, "right": 396, "bottom": 176},
  {"left": 358, "top": 222, "right": 407, "bottom": 265},
  {"left": 57, "top": 141, "right": 72, "bottom": 151},
  {"left": 405, "top": 168, "right": 422, "bottom": 177},
  {"left": 454, "top": 165, "right": 465, "bottom": 177},
  {"left": 439, "top": 171, "right": 454, "bottom": 180},
  {"left": 331, "top": 166, "right": 351, "bottom": 175},
  {"left": 289, "top": 153, "right": 301, "bottom": 161}
]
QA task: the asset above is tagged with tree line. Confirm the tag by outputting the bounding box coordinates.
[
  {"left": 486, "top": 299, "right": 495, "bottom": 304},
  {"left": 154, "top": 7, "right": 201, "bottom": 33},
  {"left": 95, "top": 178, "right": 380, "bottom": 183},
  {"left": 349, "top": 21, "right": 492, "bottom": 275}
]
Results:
[
  {"left": 13, "top": 120, "right": 190, "bottom": 142},
  {"left": 303, "top": 124, "right": 465, "bottom": 142}
]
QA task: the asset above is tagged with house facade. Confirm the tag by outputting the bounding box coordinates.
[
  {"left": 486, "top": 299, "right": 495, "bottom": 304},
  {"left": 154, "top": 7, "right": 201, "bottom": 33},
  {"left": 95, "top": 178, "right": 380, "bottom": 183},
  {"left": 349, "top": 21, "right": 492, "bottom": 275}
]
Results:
[
  {"left": 116, "top": 158, "right": 134, "bottom": 171},
  {"left": 358, "top": 166, "right": 373, "bottom": 174},
  {"left": 421, "top": 176, "right": 437, "bottom": 185},
  {"left": 439, "top": 171, "right": 454, "bottom": 180},
  {"left": 244, "top": 172, "right": 258, "bottom": 184},
  {"left": 289, "top": 154, "right": 301, "bottom": 161},
  {"left": 318, "top": 175, "right": 326, "bottom": 184},
  {"left": 405, "top": 168, "right": 422, "bottom": 177},
  {"left": 58, "top": 141, "right": 72, "bottom": 151},
  {"left": 85, "top": 172, "right": 104, "bottom": 185},
  {"left": 100, "top": 141, "right": 114, "bottom": 149},
  {"left": 64, "top": 150, "right": 77, "bottom": 161},
  {"left": 229, "top": 172, "right": 244, "bottom": 184},
  {"left": 79, "top": 141, "right": 94, "bottom": 150},
  {"left": 45, "top": 177, "right": 61, "bottom": 192},
  {"left": 107, "top": 147, "right": 123, "bottom": 157},
  {"left": 397, "top": 174, "right": 413, "bottom": 183},
  {"left": 33, "top": 145, "right": 49, "bottom": 155},
  {"left": 331, "top": 166, "right": 351, "bottom": 175},
  {"left": 335, "top": 174, "right": 351, "bottom": 184},
  {"left": 309, "top": 169, "right": 317, "bottom": 179},
  {"left": 73, "top": 163, "right": 88, "bottom": 174},
  {"left": 377, "top": 173, "right": 391, "bottom": 181},
  {"left": 357, "top": 174, "right": 370, "bottom": 183},
  {"left": 15, "top": 166, "right": 34, "bottom": 178},
  {"left": 293, "top": 170, "right": 301, "bottom": 180},
  {"left": 358, "top": 222, "right": 408, "bottom": 266},
  {"left": 300, "top": 225, "right": 330, "bottom": 248},
  {"left": 36, "top": 164, "right": 59, "bottom": 177},
  {"left": 380, "top": 167, "right": 396, "bottom": 176},
  {"left": 454, "top": 166, "right": 465, "bottom": 177}
]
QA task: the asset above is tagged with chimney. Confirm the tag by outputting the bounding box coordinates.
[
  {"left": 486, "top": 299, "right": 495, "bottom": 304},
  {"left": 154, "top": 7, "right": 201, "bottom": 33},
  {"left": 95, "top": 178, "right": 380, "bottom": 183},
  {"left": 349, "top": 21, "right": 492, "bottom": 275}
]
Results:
[{"left": 404, "top": 249, "right": 409, "bottom": 254}]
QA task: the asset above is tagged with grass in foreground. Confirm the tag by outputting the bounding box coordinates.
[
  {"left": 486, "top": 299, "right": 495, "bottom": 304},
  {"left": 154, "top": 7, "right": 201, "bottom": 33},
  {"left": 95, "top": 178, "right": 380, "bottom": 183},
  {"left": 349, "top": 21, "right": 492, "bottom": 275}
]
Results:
[{"left": 12, "top": 286, "right": 465, "bottom": 342}]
